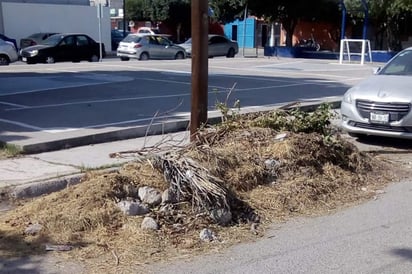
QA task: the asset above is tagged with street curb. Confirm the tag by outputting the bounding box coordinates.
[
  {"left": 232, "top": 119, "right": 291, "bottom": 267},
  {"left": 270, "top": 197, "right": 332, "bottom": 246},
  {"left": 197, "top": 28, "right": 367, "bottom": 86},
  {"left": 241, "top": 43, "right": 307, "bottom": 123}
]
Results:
[
  {"left": 21, "top": 119, "right": 190, "bottom": 154},
  {"left": 9, "top": 174, "right": 84, "bottom": 199}
]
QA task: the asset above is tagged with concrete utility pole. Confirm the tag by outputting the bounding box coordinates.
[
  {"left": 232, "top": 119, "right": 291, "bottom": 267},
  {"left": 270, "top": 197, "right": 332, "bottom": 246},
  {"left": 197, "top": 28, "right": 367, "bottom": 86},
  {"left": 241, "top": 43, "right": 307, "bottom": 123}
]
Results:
[
  {"left": 123, "top": 0, "right": 126, "bottom": 35},
  {"left": 190, "top": 0, "right": 209, "bottom": 141}
]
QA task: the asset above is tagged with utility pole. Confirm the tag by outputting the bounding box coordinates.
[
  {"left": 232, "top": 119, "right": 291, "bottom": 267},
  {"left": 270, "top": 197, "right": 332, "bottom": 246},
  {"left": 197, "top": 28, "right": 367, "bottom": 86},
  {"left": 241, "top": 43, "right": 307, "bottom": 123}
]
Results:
[
  {"left": 123, "top": 0, "right": 126, "bottom": 36},
  {"left": 190, "top": 0, "right": 209, "bottom": 141}
]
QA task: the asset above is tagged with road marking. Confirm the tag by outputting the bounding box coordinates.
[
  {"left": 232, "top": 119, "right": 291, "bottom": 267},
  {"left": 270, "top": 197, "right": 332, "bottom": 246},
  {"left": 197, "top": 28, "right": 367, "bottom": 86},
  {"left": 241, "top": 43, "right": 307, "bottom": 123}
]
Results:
[
  {"left": 0, "top": 74, "right": 134, "bottom": 96},
  {"left": 0, "top": 101, "right": 28, "bottom": 108},
  {"left": 0, "top": 118, "right": 44, "bottom": 131},
  {"left": 3, "top": 83, "right": 235, "bottom": 111}
]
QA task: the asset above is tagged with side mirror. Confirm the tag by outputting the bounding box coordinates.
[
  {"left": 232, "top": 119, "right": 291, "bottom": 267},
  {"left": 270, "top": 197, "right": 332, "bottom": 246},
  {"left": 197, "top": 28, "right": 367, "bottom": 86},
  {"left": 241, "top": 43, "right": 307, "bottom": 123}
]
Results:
[{"left": 373, "top": 67, "right": 381, "bottom": 74}]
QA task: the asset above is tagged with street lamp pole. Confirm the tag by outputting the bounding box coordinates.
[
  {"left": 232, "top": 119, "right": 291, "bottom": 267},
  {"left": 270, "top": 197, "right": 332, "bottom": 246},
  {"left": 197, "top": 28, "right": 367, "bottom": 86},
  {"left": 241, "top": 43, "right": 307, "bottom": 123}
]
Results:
[{"left": 123, "top": 0, "right": 126, "bottom": 36}]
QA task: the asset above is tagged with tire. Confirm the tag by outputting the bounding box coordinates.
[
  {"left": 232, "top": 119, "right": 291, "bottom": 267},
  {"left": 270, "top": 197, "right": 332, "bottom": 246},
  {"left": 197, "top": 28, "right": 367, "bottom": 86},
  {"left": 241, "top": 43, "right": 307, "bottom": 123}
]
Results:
[
  {"left": 226, "top": 48, "right": 235, "bottom": 58},
  {"left": 175, "top": 51, "right": 185, "bottom": 60},
  {"left": 120, "top": 57, "right": 129, "bottom": 61},
  {"left": 0, "top": 55, "right": 10, "bottom": 65},
  {"left": 90, "top": 55, "right": 99, "bottom": 62},
  {"left": 139, "top": 52, "right": 149, "bottom": 61},
  {"left": 45, "top": 56, "right": 55, "bottom": 64}
]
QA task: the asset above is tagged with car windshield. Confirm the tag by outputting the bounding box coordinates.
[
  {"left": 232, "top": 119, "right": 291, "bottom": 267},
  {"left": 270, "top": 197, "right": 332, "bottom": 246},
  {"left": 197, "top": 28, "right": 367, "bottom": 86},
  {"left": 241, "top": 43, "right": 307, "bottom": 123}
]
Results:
[
  {"left": 29, "top": 33, "right": 45, "bottom": 39},
  {"left": 122, "top": 35, "right": 142, "bottom": 43},
  {"left": 184, "top": 38, "right": 192, "bottom": 44},
  {"left": 43, "top": 34, "right": 64, "bottom": 46},
  {"left": 380, "top": 50, "right": 412, "bottom": 76}
]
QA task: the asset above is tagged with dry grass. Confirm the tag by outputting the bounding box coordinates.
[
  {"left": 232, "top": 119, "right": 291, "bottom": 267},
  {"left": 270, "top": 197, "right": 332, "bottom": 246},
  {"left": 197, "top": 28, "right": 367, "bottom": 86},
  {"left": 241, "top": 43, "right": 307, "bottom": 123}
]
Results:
[{"left": 0, "top": 119, "right": 402, "bottom": 272}]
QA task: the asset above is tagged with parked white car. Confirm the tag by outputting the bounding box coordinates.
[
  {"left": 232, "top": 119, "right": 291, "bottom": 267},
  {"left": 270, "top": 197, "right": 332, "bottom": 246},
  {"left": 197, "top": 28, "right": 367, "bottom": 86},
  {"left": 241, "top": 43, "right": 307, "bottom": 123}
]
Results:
[
  {"left": 341, "top": 47, "right": 412, "bottom": 139},
  {"left": 179, "top": 34, "right": 239, "bottom": 58},
  {"left": 117, "top": 34, "right": 186, "bottom": 61},
  {"left": 0, "top": 38, "right": 18, "bottom": 65}
]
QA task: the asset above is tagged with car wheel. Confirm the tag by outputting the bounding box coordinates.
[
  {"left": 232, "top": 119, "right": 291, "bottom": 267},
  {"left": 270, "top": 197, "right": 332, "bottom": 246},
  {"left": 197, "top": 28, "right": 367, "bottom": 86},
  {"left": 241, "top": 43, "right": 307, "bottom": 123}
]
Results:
[
  {"left": 120, "top": 57, "right": 129, "bottom": 61},
  {"left": 139, "top": 52, "right": 149, "bottom": 61},
  {"left": 226, "top": 48, "right": 235, "bottom": 58},
  {"left": 0, "top": 55, "right": 10, "bottom": 65},
  {"left": 45, "top": 56, "right": 55, "bottom": 64},
  {"left": 90, "top": 55, "right": 99, "bottom": 62},
  {"left": 175, "top": 52, "right": 185, "bottom": 60}
]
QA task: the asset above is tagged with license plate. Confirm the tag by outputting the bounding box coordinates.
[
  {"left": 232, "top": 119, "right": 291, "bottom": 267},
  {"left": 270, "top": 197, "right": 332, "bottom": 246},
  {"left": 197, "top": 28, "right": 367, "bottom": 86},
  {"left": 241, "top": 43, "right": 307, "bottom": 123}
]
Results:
[
  {"left": 22, "top": 57, "right": 27, "bottom": 62},
  {"left": 370, "top": 112, "right": 389, "bottom": 124}
]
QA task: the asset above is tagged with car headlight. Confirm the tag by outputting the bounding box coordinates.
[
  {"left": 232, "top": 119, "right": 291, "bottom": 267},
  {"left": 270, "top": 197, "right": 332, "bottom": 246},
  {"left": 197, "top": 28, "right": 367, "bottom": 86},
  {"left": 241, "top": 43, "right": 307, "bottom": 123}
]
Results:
[
  {"left": 28, "top": 50, "right": 38, "bottom": 57},
  {"left": 342, "top": 91, "right": 353, "bottom": 104}
]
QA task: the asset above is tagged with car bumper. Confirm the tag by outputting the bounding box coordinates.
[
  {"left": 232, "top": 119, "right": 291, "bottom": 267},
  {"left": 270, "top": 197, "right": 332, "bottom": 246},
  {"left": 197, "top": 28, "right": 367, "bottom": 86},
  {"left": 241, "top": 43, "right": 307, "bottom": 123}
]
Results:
[
  {"left": 21, "top": 56, "right": 42, "bottom": 63},
  {"left": 9, "top": 51, "right": 19, "bottom": 63},
  {"left": 340, "top": 100, "right": 412, "bottom": 139},
  {"left": 117, "top": 50, "right": 138, "bottom": 58}
]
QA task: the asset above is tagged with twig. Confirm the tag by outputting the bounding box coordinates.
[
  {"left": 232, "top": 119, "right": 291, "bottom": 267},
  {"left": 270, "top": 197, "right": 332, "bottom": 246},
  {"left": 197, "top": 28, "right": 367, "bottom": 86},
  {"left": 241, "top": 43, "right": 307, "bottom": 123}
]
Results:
[
  {"left": 224, "top": 82, "right": 238, "bottom": 105},
  {"left": 111, "top": 249, "right": 119, "bottom": 266}
]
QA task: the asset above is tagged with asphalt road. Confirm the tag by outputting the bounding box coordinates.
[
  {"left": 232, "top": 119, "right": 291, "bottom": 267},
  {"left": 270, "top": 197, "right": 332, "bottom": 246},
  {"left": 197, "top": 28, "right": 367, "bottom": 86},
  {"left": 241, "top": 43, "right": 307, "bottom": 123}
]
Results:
[
  {"left": 148, "top": 179, "right": 412, "bottom": 274},
  {"left": 0, "top": 57, "right": 378, "bottom": 152}
]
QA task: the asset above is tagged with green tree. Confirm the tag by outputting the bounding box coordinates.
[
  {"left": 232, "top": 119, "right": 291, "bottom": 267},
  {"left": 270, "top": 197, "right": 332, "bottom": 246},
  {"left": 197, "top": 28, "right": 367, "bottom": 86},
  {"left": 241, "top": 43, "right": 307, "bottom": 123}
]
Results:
[
  {"left": 126, "top": 0, "right": 191, "bottom": 42},
  {"left": 344, "top": 0, "right": 412, "bottom": 51},
  {"left": 164, "top": 0, "right": 191, "bottom": 42},
  {"left": 248, "top": 0, "right": 340, "bottom": 47},
  {"left": 126, "top": 0, "right": 152, "bottom": 21},
  {"left": 209, "top": 0, "right": 245, "bottom": 23},
  {"left": 126, "top": 0, "right": 175, "bottom": 22}
]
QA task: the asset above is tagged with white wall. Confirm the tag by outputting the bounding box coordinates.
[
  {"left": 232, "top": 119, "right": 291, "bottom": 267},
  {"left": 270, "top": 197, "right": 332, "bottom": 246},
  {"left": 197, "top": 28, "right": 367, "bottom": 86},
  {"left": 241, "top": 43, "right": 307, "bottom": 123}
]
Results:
[{"left": 2, "top": 2, "right": 111, "bottom": 51}]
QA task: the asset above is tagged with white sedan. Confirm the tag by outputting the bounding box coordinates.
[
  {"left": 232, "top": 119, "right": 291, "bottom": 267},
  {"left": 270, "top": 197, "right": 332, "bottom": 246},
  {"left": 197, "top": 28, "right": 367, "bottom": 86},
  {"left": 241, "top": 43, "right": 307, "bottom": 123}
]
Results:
[
  {"left": 341, "top": 47, "right": 412, "bottom": 139},
  {"left": 0, "top": 38, "right": 18, "bottom": 65},
  {"left": 179, "top": 34, "right": 238, "bottom": 58}
]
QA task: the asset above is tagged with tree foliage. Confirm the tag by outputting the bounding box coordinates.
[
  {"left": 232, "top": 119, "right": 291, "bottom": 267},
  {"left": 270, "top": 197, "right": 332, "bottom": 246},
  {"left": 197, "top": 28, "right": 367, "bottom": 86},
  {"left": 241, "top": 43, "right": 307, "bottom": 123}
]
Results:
[
  {"left": 248, "top": 0, "right": 340, "bottom": 47},
  {"left": 344, "top": 0, "right": 412, "bottom": 50},
  {"left": 209, "top": 0, "right": 245, "bottom": 23},
  {"left": 125, "top": 0, "right": 191, "bottom": 42}
]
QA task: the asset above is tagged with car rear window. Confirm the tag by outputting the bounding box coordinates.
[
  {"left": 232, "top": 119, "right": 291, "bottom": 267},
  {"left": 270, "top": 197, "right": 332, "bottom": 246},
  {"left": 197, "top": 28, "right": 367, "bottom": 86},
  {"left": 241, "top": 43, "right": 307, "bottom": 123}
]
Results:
[{"left": 123, "top": 35, "right": 142, "bottom": 43}]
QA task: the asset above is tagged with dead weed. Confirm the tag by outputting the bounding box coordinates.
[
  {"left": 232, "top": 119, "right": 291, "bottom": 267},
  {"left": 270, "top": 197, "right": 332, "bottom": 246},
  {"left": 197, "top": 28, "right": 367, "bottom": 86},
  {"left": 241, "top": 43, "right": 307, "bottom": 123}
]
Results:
[{"left": 0, "top": 121, "right": 400, "bottom": 272}]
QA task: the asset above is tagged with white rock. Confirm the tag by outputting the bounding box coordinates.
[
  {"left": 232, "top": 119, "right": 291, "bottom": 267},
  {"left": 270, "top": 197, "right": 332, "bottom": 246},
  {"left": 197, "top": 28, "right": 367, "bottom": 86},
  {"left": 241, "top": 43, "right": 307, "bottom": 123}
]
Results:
[
  {"left": 264, "top": 159, "right": 281, "bottom": 169},
  {"left": 274, "top": 133, "right": 288, "bottom": 141},
  {"left": 199, "top": 228, "right": 216, "bottom": 242},
  {"left": 117, "top": 200, "right": 150, "bottom": 216},
  {"left": 138, "top": 186, "right": 162, "bottom": 207},
  {"left": 161, "top": 188, "right": 177, "bottom": 204},
  {"left": 25, "top": 223, "right": 43, "bottom": 235},
  {"left": 141, "top": 217, "right": 159, "bottom": 230}
]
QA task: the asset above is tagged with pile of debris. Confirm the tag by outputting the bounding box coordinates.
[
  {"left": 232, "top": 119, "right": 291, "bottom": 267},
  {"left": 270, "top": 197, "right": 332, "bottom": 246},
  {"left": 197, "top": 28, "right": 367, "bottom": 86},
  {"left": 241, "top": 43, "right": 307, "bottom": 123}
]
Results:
[{"left": 0, "top": 105, "right": 397, "bottom": 270}]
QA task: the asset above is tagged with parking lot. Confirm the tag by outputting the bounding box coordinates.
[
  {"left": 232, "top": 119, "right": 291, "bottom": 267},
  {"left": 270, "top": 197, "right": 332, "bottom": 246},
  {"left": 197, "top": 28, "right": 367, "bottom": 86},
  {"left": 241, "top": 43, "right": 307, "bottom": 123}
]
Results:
[{"left": 0, "top": 57, "right": 378, "bottom": 152}]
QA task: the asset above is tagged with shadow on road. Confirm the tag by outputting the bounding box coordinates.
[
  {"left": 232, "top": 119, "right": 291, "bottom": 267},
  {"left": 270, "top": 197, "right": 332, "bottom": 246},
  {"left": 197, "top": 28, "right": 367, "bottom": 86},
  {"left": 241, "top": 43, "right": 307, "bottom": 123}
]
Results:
[{"left": 391, "top": 248, "right": 412, "bottom": 261}]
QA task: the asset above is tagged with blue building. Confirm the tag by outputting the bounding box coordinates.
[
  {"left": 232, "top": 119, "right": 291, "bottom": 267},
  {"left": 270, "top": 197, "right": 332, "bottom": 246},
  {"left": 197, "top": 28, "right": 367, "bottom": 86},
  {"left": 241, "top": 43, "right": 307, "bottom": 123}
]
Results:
[{"left": 224, "top": 18, "right": 275, "bottom": 49}]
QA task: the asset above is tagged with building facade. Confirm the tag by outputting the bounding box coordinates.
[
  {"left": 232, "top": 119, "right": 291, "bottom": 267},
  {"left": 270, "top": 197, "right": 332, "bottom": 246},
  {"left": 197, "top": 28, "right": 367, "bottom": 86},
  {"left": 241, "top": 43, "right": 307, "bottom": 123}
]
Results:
[{"left": 0, "top": 0, "right": 110, "bottom": 50}]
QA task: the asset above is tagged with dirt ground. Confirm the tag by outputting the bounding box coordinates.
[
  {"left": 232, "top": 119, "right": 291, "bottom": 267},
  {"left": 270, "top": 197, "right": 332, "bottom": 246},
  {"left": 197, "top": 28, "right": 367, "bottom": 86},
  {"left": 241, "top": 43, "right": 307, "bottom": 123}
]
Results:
[{"left": 1, "top": 108, "right": 412, "bottom": 273}]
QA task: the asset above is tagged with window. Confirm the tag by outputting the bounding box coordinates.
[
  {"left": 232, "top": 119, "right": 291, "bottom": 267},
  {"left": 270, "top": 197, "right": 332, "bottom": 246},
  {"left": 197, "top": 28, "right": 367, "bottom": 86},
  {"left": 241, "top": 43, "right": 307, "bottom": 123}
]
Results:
[
  {"left": 62, "top": 36, "right": 75, "bottom": 46},
  {"left": 76, "top": 36, "right": 89, "bottom": 46}
]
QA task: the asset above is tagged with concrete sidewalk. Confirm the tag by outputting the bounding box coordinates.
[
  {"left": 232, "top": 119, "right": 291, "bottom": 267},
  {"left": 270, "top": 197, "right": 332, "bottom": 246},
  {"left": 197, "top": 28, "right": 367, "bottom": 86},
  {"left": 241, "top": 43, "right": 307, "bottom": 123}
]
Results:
[{"left": 0, "top": 131, "right": 190, "bottom": 200}]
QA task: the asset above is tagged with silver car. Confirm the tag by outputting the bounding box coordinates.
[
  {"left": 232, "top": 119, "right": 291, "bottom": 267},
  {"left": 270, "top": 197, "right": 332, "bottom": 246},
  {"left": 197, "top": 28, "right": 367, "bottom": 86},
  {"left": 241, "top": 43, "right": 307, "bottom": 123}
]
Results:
[
  {"left": 179, "top": 34, "right": 238, "bottom": 58},
  {"left": 0, "top": 38, "right": 18, "bottom": 65},
  {"left": 116, "top": 34, "right": 186, "bottom": 61},
  {"left": 341, "top": 47, "right": 412, "bottom": 139}
]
